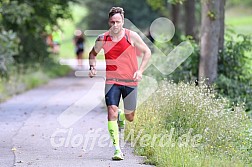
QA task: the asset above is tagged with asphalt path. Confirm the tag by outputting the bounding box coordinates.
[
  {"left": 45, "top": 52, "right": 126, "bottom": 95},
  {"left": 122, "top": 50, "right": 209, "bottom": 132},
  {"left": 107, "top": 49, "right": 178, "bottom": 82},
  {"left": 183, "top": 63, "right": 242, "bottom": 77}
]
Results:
[{"left": 0, "top": 61, "right": 154, "bottom": 167}]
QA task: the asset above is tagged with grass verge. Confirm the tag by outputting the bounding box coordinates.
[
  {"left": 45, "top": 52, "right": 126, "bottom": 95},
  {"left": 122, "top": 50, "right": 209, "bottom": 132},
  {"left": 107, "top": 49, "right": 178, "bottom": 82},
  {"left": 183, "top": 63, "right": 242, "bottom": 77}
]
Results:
[
  {"left": 125, "top": 81, "right": 252, "bottom": 167},
  {"left": 0, "top": 61, "right": 71, "bottom": 102}
]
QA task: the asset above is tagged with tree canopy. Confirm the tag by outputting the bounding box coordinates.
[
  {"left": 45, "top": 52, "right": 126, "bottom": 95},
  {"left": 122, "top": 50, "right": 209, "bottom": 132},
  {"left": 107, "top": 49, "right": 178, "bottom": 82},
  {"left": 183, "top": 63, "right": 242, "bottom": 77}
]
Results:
[{"left": 0, "top": 0, "right": 75, "bottom": 72}]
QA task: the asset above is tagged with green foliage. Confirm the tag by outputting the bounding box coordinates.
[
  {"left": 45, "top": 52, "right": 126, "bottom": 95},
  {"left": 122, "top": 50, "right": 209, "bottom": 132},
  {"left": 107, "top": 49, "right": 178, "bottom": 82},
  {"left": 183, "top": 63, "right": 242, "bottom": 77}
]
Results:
[
  {"left": 167, "top": 36, "right": 200, "bottom": 82},
  {"left": 144, "top": 36, "right": 199, "bottom": 83},
  {"left": 82, "top": 0, "right": 115, "bottom": 30},
  {"left": 152, "top": 32, "right": 252, "bottom": 113},
  {"left": 207, "top": 11, "right": 216, "bottom": 21},
  {"left": 216, "top": 75, "right": 252, "bottom": 114},
  {"left": 0, "top": 1, "right": 33, "bottom": 26},
  {"left": 15, "top": 35, "right": 48, "bottom": 64},
  {"left": 146, "top": 0, "right": 185, "bottom": 11},
  {"left": 0, "top": 29, "right": 19, "bottom": 75},
  {"left": 216, "top": 33, "right": 252, "bottom": 112},
  {"left": 84, "top": 0, "right": 160, "bottom": 30},
  {"left": 0, "top": 0, "right": 75, "bottom": 72},
  {"left": 146, "top": 0, "right": 166, "bottom": 11},
  {"left": 218, "top": 34, "right": 252, "bottom": 82},
  {"left": 118, "top": 0, "right": 160, "bottom": 30},
  {"left": 227, "top": 0, "right": 252, "bottom": 8},
  {"left": 168, "top": 0, "right": 185, "bottom": 5},
  {"left": 146, "top": 0, "right": 169, "bottom": 16},
  {"left": 126, "top": 81, "right": 252, "bottom": 166},
  {"left": 1, "top": 0, "right": 74, "bottom": 32}
]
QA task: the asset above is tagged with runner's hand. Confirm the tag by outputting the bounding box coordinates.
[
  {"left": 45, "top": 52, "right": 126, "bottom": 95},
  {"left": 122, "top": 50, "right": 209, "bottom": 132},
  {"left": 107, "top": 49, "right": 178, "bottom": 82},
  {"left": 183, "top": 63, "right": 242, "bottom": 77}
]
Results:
[
  {"left": 89, "top": 68, "right": 97, "bottom": 78},
  {"left": 133, "top": 70, "right": 142, "bottom": 81}
]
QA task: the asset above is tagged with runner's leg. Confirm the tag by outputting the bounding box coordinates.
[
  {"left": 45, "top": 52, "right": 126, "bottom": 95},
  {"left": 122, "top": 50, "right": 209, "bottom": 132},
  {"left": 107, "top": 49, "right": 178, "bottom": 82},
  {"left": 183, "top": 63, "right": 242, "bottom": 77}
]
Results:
[
  {"left": 122, "top": 86, "right": 137, "bottom": 122},
  {"left": 105, "top": 84, "right": 124, "bottom": 160}
]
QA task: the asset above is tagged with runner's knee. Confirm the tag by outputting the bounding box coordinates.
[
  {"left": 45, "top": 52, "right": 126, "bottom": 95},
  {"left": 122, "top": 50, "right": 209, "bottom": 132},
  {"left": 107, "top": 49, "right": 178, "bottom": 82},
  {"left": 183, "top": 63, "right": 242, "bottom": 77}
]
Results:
[
  {"left": 125, "top": 112, "right": 135, "bottom": 122},
  {"left": 107, "top": 106, "right": 118, "bottom": 121},
  {"left": 126, "top": 116, "right": 134, "bottom": 122}
]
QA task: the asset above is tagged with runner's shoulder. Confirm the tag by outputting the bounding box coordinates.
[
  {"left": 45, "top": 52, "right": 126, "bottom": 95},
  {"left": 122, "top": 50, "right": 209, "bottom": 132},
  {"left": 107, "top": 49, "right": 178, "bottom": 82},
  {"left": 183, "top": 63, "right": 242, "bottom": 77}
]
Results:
[
  {"left": 96, "top": 32, "right": 109, "bottom": 41},
  {"left": 96, "top": 34, "right": 103, "bottom": 41},
  {"left": 129, "top": 30, "right": 139, "bottom": 38},
  {"left": 128, "top": 30, "right": 141, "bottom": 45}
]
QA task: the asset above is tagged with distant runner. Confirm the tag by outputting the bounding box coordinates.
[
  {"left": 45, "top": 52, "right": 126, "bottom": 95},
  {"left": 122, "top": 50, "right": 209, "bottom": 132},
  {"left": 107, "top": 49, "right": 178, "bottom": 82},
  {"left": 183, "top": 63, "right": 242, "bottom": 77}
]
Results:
[{"left": 73, "top": 29, "right": 85, "bottom": 68}]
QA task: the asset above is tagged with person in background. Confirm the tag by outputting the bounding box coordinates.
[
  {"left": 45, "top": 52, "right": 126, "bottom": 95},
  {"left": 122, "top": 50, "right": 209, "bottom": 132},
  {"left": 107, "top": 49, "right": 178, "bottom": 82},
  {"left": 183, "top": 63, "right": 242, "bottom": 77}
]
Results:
[
  {"left": 73, "top": 29, "right": 85, "bottom": 68},
  {"left": 46, "top": 34, "right": 54, "bottom": 50},
  {"left": 52, "top": 29, "right": 62, "bottom": 54}
]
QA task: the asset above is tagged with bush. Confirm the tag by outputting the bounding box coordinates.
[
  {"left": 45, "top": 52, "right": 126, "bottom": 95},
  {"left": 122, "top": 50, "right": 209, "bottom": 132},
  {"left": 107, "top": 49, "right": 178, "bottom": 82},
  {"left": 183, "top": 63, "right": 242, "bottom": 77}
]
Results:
[
  {"left": 217, "top": 34, "right": 252, "bottom": 113},
  {"left": 167, "top": 36, "right": 200, "bottom": 82},
  {"left": 148, "top": 33, "right": 252, "bottom": 114},
  {"left": 1, "top": 0, "right": 74, "bottom": 66},
  {"left": 126, "top": 81, "right": 252, "bottom": 166},
  {"left": 0, "top": 29, "right": 19, "bottom": 75}
]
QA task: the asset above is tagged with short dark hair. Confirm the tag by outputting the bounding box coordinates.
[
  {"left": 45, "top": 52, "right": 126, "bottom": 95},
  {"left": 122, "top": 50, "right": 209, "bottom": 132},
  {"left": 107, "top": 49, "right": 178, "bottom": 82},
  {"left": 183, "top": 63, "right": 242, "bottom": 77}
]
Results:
[{"left": 108, "top": 7, "right": 124, "bottom": 18}]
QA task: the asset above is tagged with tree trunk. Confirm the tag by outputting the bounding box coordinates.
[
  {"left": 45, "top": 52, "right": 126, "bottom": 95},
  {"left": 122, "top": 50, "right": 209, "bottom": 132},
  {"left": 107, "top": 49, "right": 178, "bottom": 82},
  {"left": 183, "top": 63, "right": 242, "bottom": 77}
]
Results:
[
  {"left": 171, "top": 3, "right": 180, "bottom": 28},
  {"left": 218, "top": 0, "right": 226, "bottom": 53},
  {"left": 184, "top": 0, "right": 195, "bottom": 38},
  {"left": 199, "top": 0, "right": 224, "bottom": 84}
]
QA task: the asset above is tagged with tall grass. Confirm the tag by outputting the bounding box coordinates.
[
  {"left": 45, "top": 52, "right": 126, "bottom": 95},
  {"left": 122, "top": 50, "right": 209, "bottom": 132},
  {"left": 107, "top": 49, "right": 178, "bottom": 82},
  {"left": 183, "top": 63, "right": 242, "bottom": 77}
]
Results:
[{"left": 125, "top": 81, "right": 252, "bottom": 167}]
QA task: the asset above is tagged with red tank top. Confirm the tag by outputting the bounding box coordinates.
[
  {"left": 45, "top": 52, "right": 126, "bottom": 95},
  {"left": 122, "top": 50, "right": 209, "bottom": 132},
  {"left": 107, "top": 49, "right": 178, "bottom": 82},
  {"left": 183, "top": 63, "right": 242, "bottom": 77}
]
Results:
[{"left": 102, "top": 29, "right": 138, "bottom": 86}]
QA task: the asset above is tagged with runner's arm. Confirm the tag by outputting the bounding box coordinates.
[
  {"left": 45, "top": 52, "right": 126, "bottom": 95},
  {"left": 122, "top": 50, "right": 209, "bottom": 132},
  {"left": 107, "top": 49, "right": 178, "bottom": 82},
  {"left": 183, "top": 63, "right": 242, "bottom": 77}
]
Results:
[
  {"left": 89, "top": 35, "right": 103, "bottom": 69},
  {"left": 130, "top": 32, "right": 151, "bottom": 80}
]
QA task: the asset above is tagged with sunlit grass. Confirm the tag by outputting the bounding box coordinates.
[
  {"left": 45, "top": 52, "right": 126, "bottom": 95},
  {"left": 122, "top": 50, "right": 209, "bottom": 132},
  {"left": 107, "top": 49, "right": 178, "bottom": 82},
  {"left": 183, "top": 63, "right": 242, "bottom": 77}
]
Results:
[
  {"left": 226, "top": 6, "right": 252, "bottom": 35},
  {"left": 226, "top": 17, "right": 252, "bottom": 26}
]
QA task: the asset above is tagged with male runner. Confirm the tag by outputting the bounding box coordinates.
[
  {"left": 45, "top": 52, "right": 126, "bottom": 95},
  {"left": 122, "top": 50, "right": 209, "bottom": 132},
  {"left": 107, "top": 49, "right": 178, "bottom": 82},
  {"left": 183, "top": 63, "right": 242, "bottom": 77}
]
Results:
[{"left": 89, "top": 7, "right": 151, "bottom": 160}]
